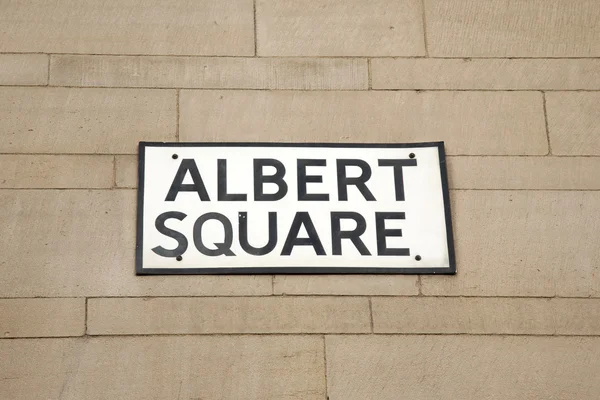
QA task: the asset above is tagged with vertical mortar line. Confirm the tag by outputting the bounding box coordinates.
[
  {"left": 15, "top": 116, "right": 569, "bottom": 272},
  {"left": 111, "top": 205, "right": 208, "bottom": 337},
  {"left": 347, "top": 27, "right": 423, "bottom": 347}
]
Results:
[
  {"left": 176, "top": 89, "right": 181, "bottom": 142},
  {"left": 84, "top": 297, "right": 89, "bottom": 335},
  {"left": 112, "top": 155, "right": 117, "bottom": 188},
  {"left": 542, "top": 91, "right": 552, "bottom": 155},
  {"left": 368, "top": 297, "right": 374, "bottom": 333},
  {"left": 46, "top": 54, "right": 51, "bottom": 86},
  {"left": 323, "top": 335, "right": 329, "bottom": 400},
  {"left": 420, "top": 0, "right": 429, "bottom": 57},
  {"left": 550, "top": 297, "right": 558, "bottom": 336},
  {"left": 253, "top": 0, "right": 258, "bottom": 56},
  {"left": 417, "top": 275, "right": 423, "bottom": 296},
  {"left": 367, "top": 58, "right": 372, "bottom": 90},
  {"left": 271, "top": 275, "right": 275, "bottom": 295}
]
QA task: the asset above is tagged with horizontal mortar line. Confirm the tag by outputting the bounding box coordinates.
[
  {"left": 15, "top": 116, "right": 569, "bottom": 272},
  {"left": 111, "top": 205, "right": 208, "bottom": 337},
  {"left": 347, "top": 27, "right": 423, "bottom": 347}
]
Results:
[
  {"left": 0, "top": 187, "right": 135, "bottom": 191},
  {"left": 0, "top": 84, "right": 48, "bottom": 88},
  {"left": 450, "top": 188, "right": 600, "bottom": 192},
  {"left": 0, "top": 153, "right": 136, "bottom": 156},
  {"left": 46, "top": 85, "right": 367, "bottom": 91},
  {"left": 86, "top": 295, "right": 370, "bottom": 300},
  {"left": 2, "top": 153, "right": 599, "bottom": 158},
  {"left": 0, "top": 295, "right": 274, "bottom": 300},
  {"left": 0, "top": 335, "right": 86, "bottom": 340},
  {"left": 276, "top": 295, "right": 600, "bottom": 299},
  {"left": 2, "top": 84, "right": 599, "bottom": 92},
  {"left": 2, "top": 295, "right": 597, "bottom": 300},
  {"left": 6, "top": 51, "right": 600, "bottom": 59},
  {"left": 86, "top": 295, "right": 600, "bottom": 300},
  {"left": 0, "top": 187, "right": 131, "bottom": 190},
  {"left": 371, "top": 88, "right": 600, "bottom": 92},
  {"left": 447, "top": 155, "right": 600, "bottom": 158},
  {"left": 51, "top": 332, "right": 600, "bottom": 338},
  {"left": 8, "top": 52, "right": 425, "bottom": 58},
  {"left": 0, "top": 296, "right": 86, "bottom": 300}
]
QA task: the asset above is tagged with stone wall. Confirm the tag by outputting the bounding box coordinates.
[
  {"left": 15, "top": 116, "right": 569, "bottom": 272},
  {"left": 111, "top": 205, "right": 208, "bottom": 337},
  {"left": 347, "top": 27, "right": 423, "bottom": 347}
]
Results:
[{"left": 1, "top": 0, "right": 599, "bottom": 399}]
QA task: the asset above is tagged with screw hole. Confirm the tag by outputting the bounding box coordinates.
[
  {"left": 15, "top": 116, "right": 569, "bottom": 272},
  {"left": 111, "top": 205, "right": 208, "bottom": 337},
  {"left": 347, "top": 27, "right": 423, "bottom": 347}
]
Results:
[
  {"left": 176, "top": 255, "right": 183, "bottom": 261},
  {"left": 172, "top": 154, "right": 179, "bottom": 159},
  {"left": 415, "top": 255, "right": 422, "bottom": 261},
  {"left": 409, "top": 153, "right": 415, "bottom": 159}
]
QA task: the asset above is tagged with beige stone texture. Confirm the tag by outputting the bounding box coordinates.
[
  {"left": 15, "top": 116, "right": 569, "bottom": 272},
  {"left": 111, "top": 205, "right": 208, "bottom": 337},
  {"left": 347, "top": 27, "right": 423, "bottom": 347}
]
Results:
[
  {"left": 0, "top": 87, "right": 175, "bottom": 154},
  {"left": 0, "top": 298, "right": 85, "bottom": 338},
  {"left": 0, "top": 190, "right": 271, "bottom": 297},
  {"left": 447, "top": 156, "right": 600, "bottom": 190},
  {"left": 0, "top": 54, "right": 48, "bottom": 86},
  {"left": 0, "top": 336, "right": 325, "bottom": 400},
  {"left": 372, "top": 297, "right": 600, "bottom": 335},
  {"left": 421, "top": 191, "right": 600, "bottom": 297},
  {"left": 274, "top": 275, "right": 418, "bottom": 295},
  {"left": 326, "top": 335, "right": 600, "bottom": 400},
  {"left": 180, "top": 90, "right": 547, "bottom": 155},
  {"left": 2, "top": 0, "right": 600, "bottom": 398},
  {"left": 554, "top": 299, "right": 600, "bottom": 335},
  {"left": 546, "top": 92, "right": 600, "bottom": 155},
  {"left": 424, "top": 0, "right": 600, "bottom": 57},
  {"left": 0, "top": 155, "right": 113, "bottom": 188},
  {"left": 256, "top": 0, "right": 425, "bottom": 56},
  {"left": 371, "top": 58, "right": 600, "bottom": 90},
  {"left": 50, "top": 55, "right": 368, "bottom": 90},
  {"left": 115, "top": 155, "right": 138, "bottom": 188},
  {"left": 0, "top": 0, "right": 254, "bottom": 55},
  {"left": 88, "top": 297, "right": 370, "bottom": 334}
]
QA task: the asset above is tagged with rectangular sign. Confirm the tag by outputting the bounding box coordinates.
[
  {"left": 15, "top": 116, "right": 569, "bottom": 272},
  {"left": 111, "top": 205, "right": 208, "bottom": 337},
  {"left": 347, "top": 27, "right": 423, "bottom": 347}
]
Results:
[{"left": 136, "top": 142, "right": 455, "bottom": 275}]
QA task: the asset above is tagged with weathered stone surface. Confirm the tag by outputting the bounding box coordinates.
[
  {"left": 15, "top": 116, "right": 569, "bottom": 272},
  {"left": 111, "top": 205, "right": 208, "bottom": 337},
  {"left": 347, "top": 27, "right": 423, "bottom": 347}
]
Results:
[
  {"left": 0, "top": 298, "right": 85, "bottom": 338},
  {"left": 546, "top": 92, "right": 600, "bottom": 155},
  {"left": 0, "top": 190, "right": 271, "bottom": 297},
  {"left": 0, "top": 88, "right": 175, "bottom": 154},
  {"left": 256, "top": 0, "right": 425, "bottom": 56},
  {"left": 372, "top": 58, "right": 600, "bottom": 90},
  {"left": 0, "top": 54, "right": 48, "bottom": 86},
  {"left": 0, "top": 0, "right": 254, "bottom": 55},
  {"left": 372, "top": 297, "right": 600, "bottom": 335},
  {"left": 554, "top": 299, "right": 600, "bottom": 335},
  {"left": 0, "top": 336, "right": 325, "bottom": 400},
  {"left": 425, "top": 0, "right": 600, "bottom": 57},
  {"left": 0, "top": 155, "right": 113, "bottom": 188},
  {"left": 273, "top": 275, "right": 418, "bottom": 295},
  {"left": 421, "top": 191, "right": 600, "bottom": 297},
  {"left": 88, "top": 297, "right": 371, "bottom": 334},
  {"left": 447, "top": 156, "right": 600, "bottom": 189},
  {"left": 115, "top": 155, "right": 137, "bottom": 188},
  {"left": 326, "top": 335, "right": 600, "bottom": 400},
  {"left": 180, "top": 90, "right": 547, "bottom": 155},
  {"left": 50, "top": 55, "right": 368, "bottom": 89}
]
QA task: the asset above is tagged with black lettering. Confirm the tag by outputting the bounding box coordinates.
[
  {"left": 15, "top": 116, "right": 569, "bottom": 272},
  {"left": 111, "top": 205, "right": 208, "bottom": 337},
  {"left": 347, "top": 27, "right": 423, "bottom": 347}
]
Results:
[
  {"left": 254, "top": 159, "right": 288, "bottom": 201},
  {"left": 337, "top": 159, "right": 376, "bottom": 201},
  {"left": 151, "top": 211, "right": 188, "bottom": 258},
  {"left": 281, "top": 212, "right": 326, "bottom": 255},
  {"left": 239, "top": 212, "right": 278, "bottom": 255},
  {"left": 193, "top": 213, "right": 235, "bottom": 256},
  {"left": 218, "top": 159, "right": 247, "bottom": 201},
  {"left": 330, "top": 212, "right": 371, "bottom": 256},
  {"left": 297, "top": 159, "right": 329, "bottom": 201},
  {"left": 375, "top": 212, "right": 409, "bottom": 256},
  {"left": 378, "top": 159, "right": 417, "bottom": 201},
  {"left": 165, "top": 159, "right": 210, "bottom": 201}
]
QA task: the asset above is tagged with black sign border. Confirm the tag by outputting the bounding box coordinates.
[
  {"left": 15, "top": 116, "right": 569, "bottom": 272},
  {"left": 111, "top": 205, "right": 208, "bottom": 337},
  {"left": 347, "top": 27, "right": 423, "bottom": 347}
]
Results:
[{"left": 136, "top": 142, "right": 456, "bottom": 275}]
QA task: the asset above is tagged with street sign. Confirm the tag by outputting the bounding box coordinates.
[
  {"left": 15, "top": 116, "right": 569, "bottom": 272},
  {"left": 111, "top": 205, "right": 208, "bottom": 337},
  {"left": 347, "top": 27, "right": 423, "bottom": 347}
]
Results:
[{"left": 136, "top": 142, "right": 455, "bottom": 275}]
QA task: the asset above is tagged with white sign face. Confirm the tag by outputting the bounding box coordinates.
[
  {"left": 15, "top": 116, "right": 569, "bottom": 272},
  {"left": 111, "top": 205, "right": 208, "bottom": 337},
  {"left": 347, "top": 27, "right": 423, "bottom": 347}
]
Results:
[{"left": 136, "top": 142, "right": 455, "bottom": 275}]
